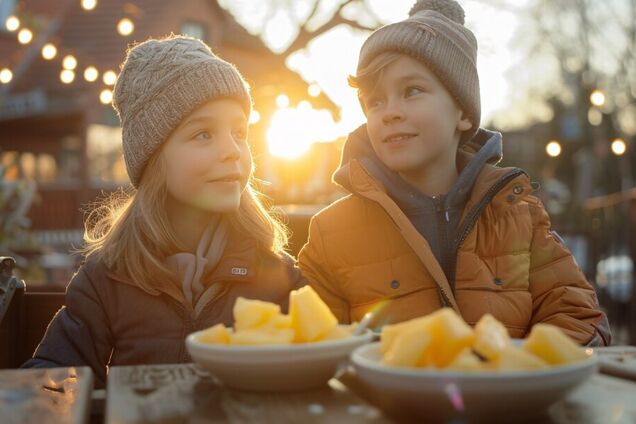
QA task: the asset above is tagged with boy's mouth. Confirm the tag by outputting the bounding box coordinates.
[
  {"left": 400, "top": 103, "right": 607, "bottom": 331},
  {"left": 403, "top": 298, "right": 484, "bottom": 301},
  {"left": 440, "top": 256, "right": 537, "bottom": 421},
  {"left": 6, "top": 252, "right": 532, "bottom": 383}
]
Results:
[{"left": 383, "top": 133, "right": 417, "bottom": 144}]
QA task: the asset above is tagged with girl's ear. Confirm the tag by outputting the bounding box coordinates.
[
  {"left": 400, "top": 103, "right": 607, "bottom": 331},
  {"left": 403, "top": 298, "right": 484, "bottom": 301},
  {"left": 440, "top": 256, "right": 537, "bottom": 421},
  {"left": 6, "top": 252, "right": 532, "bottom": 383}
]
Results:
[{"left": 457, "top": 111, "right": 473, "bottom": 131}]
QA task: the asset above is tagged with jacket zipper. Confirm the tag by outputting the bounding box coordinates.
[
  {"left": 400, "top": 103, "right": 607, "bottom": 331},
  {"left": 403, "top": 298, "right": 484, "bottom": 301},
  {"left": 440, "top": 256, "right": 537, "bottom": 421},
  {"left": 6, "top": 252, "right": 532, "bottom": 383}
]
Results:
[
  {"left": 448, "top": 169, "right": 527, "bottom": 291},
  {"left": 433, "top": 195, "right": 452, "bottom": 307}
]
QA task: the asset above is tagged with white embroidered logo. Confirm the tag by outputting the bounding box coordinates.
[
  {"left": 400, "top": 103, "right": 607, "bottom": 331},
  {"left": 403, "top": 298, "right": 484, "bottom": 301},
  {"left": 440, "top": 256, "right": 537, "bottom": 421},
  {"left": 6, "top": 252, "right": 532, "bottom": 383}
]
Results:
[{"left": 231, "top": 267, "right": 248, "bottom": 276}]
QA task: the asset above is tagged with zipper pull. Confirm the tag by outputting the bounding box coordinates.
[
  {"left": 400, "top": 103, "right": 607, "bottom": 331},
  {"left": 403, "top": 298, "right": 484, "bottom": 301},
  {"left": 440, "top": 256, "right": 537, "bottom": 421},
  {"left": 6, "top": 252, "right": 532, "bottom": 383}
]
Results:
[{"left": 444, "top": 210, "right": 450, "bottom": 223}]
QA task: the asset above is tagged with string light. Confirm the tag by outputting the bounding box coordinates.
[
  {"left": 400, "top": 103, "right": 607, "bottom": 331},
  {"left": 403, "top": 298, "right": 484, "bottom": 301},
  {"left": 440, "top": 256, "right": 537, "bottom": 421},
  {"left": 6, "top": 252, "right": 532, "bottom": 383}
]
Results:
[
  {"left": 249, "top": 110, "right": 261, "bottom": 125},
  {"left": 590, "top": 90, "right": 606, "bottom": 107},
  {"left": 81, "top": 0, "right": 97, "bottom": 11},
  {"left": 103, "top": 70, "right": 117, "bottom": 85},
  {"left": 41, "top": 43, "right": 57, "bottom": 60},
  {"left": 100, "top": 89, "right": 113, "bottom": 104},
  {"left": 0, "top": 68, "right": 13, "bottom": 84},
  {"left": 62, "top": 55, "right": 78, "bottom": 70},
  {"left": 611, "top": 138, "right": 627, "bottom": 156},
  {"left": 60, "top": 69, "right": 75, "bottom": 84},
  {"left": 84, "top": 66, "right": 99, "bottom": 82},
  {"left": 308, "top": 84, "right": 321, "bottom": 97},
  {"left": 546, "top": 140, "right": 562, "bottom": 157},
  {"left": 5, "top": 16, "right": 20, "bottom": 32},
  {"left": 18, "top": 28, "right": 33, "bottom": 44},
  {"left": 276, "top": 94, "right": 289, "bottom": 108},
  {"left": 117, "top": 18, "right": 134, "bottom": 36}
]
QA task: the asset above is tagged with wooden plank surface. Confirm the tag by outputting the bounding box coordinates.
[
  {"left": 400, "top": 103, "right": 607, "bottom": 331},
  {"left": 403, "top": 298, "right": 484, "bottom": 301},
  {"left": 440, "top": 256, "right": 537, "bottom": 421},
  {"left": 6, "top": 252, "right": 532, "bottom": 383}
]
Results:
[
  {"left": 0, "top": 367, "right": 93, "bottom": 424},
  {"left": 106, "top": 363, "right": 389, "bottom": 424}
]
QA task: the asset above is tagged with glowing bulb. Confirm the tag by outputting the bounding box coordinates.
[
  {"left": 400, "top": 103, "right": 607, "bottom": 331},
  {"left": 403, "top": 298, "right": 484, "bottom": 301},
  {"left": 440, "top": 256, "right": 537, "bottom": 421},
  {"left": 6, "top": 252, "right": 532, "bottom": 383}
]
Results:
[
  {"left": 100, "top": 89, "right": 113, "bottom": 104},
  {"left": 5, "top": 16, "right": 20, "bottom": 32},
  {"left": 0, "top": 68, "right": 13, "bottom": 84},
  {"left": 41, "top": 43, "right": 57, "bottom": 60},
  {"left": 590, "top": 90, "right": 606, "bottom": 107},
  {"left": 308, "top": 84, "right": 321, "bottom": 97},
  {"left": 546, "top": 140, "right": 562, "bottom": 158},
  {"left": 81, "top": 0, "right": 97, "bottom": 10},
  {"left": 298, "top": 100, "right": 312, "bottom": 111},
  {"left": 60, "top": 69, "right": 75, "bottom": 84},
  {"left": 63, "top": 55, "right": 77, "bottom": 70},
  {"left": 18, "top": 28, "right": 33, "bottom": 44},
  {"left": 84, "top": 66, "right": 99, "bottom": 82},
  {"left": 611, "top": 138, "right": 626, "bottom": 156},
  {"left": 117, "top": 18, "right": 134, "bottom": 36},
  {"left": 103, "top": 70, "right": 117, "bottom": 85},
  {"left": 249, "top": 110, "right": 261, "bottom": 125},
  {"left": 276, "top": 94, "right": 289, "bottom": 108}
]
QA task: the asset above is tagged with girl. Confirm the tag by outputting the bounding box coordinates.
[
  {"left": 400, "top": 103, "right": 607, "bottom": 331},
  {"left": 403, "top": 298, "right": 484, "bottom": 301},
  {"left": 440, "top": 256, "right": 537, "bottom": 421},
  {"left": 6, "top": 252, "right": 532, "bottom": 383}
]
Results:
[{"left": 22, "top": 35, "right": 305, "bottom": 387}]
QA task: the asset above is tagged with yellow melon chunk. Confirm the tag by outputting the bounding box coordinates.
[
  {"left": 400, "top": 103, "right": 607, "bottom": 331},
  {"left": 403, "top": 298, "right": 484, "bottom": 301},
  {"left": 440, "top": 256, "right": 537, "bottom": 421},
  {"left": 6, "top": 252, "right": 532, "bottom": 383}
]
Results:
[
  {"left": 229, "top": 328, "right": 295, "bottom": 345},
  {"left": 197, "top": 323, "right": 230, "bottom": 344},
  {"left": 523, "top": 324, "right": 589, "bottom": 365},
  {"left": 473, "top": 314, "right": 511, "bottom": 361},
  {"left": 495, "top": 346, "right": 549, "bottom": 371},
  {"left": 423, "top": 308, "right": 475, "bottom": 368},
  {"left": 233, "top": 297, "right": 281, "bottom": 331},
  {"left": 319, "top": 325, "right": 352, "bottom": 341},
  {"left": 289, "top": 286, "right": 338, "bottom": 342},
  {"left": 446, "top": 347, "right": 486, "bottom": 371},
  {"left": 383, "top": 329, "right": 432, "bottom": 368}
]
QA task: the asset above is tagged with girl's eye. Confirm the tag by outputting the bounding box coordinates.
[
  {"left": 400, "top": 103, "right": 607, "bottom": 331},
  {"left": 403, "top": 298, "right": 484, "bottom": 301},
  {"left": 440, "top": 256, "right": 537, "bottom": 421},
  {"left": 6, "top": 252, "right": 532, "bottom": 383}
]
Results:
[
  {"left": 405, "top": 86, "right": 424, "bottom": 97},
  {"left": 232, "top": 128, "right": 247, "bottom": 141},
  {"left": 193, "top": 130, "right": 212, "bottom": 140}
]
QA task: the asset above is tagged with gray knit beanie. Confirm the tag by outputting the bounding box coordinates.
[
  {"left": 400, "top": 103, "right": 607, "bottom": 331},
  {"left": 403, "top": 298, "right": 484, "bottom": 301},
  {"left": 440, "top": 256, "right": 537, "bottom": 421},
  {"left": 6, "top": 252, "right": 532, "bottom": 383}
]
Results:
[
  {"left": 113, "top": 35, "right": 252, "bottom": 187},
  {"left": 357, "top": 0, "right": 480, "bottom": 142}
]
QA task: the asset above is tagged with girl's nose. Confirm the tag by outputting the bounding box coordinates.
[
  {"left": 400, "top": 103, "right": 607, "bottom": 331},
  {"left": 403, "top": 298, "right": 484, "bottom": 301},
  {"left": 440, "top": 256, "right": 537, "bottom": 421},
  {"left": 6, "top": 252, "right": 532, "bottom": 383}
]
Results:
[{"left": 219, "top": 133, "right": 241, "bottom": 162}]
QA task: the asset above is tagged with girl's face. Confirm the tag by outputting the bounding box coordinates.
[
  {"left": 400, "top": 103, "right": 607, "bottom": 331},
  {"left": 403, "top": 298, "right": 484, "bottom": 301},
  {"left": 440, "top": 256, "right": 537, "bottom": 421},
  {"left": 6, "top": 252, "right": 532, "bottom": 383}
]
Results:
[
  {"left": 361, "top": 55, "right": 472, "bottom": 181},
  {"left": 161, "top": 98, "right": 252, "bottom": 214}
]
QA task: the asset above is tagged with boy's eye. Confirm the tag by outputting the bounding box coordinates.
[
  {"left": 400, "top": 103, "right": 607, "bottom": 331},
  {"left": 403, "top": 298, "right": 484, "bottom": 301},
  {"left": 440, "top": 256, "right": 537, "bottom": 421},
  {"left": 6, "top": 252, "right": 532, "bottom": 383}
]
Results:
[
  {"left": 405, "top": 86, "right": 424, "bottom": 97},
  {"left": 365, "top": 96, "right": 384, "bottom": 109}
]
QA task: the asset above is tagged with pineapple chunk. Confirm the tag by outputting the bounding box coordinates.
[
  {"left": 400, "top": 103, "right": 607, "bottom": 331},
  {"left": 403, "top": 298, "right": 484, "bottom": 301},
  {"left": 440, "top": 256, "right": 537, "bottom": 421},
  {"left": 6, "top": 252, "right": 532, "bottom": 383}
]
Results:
[
  {"left": 447, "top": 347, "right": 486, "bottom": 372},
  {"left": 233, "top": 297, "right": 281, "bottom": 331},
  {"left": 290, "top": 286, "right": 338, "bottom": 342},
  {"left": 229, "top": 328, "right": 295, "bottom": 345},
  {"left": 380, "top": 316, "right": 432, "bottom": 355},
  {"left": 423, "top": 308, "right": 475, "bottom": 368},
  {"left": 495, "top": 346, "right": 549, "bottom": 371},
  {"left": 523, "top": 324, "right": 589, "bottom": 365},
  {"left": 319, "top": 325, "right": 352, "bottom": 341},
  {"left": 197, "top": 324, "right": 230, "bottom": 344},
  {"left": 473, "top": 314, "right": 511, "bottom": 361},
  {"left": 260, "top": 314, "right": 293, "bottom": 330},
  {"left": 383, "top": 329, "right": 432, "bottom": 368}
]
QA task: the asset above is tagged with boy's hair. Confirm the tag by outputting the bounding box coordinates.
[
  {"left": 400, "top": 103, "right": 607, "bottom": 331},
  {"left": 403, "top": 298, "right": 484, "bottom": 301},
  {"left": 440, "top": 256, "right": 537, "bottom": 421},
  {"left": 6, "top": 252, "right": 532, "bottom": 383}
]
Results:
[
  {"left": 354, "top": 0, "right": 481, "bottom": 143},
  {"left": 81, "top": 150, "right": 289, "bottom": 291},
  {"left": 348, "top": 51, "right": 403, "bottom": 101}
]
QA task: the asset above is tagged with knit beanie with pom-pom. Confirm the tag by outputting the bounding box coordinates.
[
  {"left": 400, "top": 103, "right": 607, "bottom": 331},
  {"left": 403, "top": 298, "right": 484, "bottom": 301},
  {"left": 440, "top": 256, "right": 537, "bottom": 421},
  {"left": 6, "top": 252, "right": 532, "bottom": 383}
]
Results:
[{"left": 357, "top": 0, "right": 480, "bottom": 142}]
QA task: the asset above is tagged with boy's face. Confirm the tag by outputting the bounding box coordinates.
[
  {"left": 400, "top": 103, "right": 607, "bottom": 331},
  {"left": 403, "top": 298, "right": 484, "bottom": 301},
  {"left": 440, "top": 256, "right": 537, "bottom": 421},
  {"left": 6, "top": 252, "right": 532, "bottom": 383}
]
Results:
[
  {"left": 162, "top": 98, "right": 252, "bottom": 214},
  {"left": 361, "top": 55, "right": 472, "bottom": 180}
]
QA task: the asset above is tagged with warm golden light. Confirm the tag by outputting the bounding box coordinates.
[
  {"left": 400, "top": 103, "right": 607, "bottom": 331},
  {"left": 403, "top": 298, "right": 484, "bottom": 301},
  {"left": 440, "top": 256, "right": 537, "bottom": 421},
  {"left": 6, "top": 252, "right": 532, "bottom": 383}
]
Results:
[
  {"left": 60, "top": 69, "right": 75, "bottom": 84},
  {"left": 63, "top": 55, "right": 77, "bottom": 70},
  {"left": 81, "top": 0, "right": 97, "bottom": 11},
  {"left": 0, "top": 68, "right": 13, "bottom": 84},
  {"left": 41, "top": 43, "right": 57, "bottom": 60},
  {"left": 117, "top": 18, "right": 134, "bottom": 36},
  {"left": 84, "top": 66, "right": 99, "bottom": 82},
  {"left": 100, "top": 89, "right": 113, "bottom": 104},
  {"left": 590, "top": 90, "right": 606, "bottom": 107},
  {"left": 249, "top": 110, "right": 261, "bottom": 125},
  {"left": 546, "top": 140, "right": 562, "bottom": 158},
  {"left": 267, "top": 106, "right": 339, "bottom": 159},
  {"left": 308, "top": 84, "right": 321, "bottom": 97},
  {"left": 588, "top": 107, "right": 602, "bottom": 126},
  {"left": 611, "top": 138, "right": 627, "bottom": 156},
  {"left": 18, "top": 28, "right": 33, "bottom": 44},
  {"left": 103, "top": 70, "right": 117, "bottom": 85},
  {"left": 276, "top": 94, "right": 289, "bottom": 108},
  {"left": 5, "top": 16, "right": 20, "bottom": 32}
]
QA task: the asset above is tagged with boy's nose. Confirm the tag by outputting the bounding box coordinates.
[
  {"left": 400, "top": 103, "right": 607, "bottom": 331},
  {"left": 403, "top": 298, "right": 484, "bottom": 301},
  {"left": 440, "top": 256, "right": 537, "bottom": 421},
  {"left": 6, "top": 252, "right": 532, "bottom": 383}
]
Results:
[{"left": 382, "top": 100, "right": 405, "bottom": 125}]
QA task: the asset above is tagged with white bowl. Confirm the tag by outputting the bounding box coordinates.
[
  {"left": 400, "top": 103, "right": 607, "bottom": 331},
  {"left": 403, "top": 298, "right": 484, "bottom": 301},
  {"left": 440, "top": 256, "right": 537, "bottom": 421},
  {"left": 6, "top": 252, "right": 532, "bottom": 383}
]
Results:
[
  {"left": 186, "top": 326, "right": 373, "bottom": 392},
  {"left": 351, "top": 342, "right": 598, "bottom": 423}
]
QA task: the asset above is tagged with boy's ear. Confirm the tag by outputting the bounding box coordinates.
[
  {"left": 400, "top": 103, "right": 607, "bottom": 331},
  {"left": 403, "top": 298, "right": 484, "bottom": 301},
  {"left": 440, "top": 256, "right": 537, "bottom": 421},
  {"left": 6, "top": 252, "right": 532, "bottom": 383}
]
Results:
[{"left": 457, "top": 111, "right": 472, "bottom": 131}]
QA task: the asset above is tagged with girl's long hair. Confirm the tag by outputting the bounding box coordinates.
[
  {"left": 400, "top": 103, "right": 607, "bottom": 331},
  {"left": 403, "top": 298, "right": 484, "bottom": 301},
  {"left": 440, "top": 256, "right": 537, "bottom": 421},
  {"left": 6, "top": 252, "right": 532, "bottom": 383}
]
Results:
[{"left": 82, "top": 150, "right": 288, "bottom": 290}]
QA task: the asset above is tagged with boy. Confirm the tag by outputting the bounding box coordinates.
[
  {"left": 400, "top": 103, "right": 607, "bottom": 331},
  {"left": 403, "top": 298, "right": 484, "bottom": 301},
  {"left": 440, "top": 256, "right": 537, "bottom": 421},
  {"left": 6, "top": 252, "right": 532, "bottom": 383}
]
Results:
[{"left": 298, "top": 0, "right": 610, "bottom": 345}]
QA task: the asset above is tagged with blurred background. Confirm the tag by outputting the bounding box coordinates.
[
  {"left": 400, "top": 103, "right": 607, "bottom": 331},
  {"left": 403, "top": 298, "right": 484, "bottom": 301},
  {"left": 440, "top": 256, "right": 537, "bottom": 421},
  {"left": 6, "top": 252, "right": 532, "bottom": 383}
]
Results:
[{"left": 0, "top": 0, "right": 634, "bottom": 343}]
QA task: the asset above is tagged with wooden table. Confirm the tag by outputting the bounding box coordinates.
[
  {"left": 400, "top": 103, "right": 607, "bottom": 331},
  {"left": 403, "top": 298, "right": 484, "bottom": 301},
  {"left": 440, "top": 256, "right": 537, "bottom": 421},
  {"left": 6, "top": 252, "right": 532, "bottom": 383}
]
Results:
[{"left": 3, "top": 350, "right": 636, "bottom": 423}]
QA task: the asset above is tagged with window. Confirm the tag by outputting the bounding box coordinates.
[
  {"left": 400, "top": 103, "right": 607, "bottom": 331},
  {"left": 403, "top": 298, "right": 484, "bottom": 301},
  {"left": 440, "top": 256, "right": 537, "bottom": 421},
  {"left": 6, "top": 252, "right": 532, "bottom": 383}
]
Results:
[
  {"left": 181, "top": 21, "right": 206, "bottom": 41},
  {"left": 87, "top": 124, "right": 128, "bottom": 185}
]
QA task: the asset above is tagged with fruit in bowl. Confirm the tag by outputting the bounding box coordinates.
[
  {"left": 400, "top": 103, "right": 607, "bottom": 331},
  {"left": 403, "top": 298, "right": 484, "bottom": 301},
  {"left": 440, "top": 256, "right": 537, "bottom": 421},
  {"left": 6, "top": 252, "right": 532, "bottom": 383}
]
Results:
[
  {"left": 186, "top": 286, "right": 372, "bottom": 392},
  {"left": 351, "top": 308, "right": 598, "bottom": 422}
]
